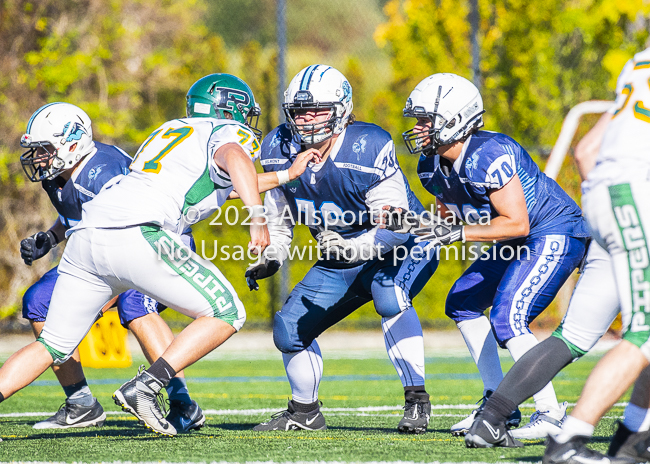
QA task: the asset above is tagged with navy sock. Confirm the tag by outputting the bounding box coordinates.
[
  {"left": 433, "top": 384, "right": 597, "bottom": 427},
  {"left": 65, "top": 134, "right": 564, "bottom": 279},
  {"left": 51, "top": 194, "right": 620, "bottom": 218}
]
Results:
[
  {"left": 62, "top": 379, "right": 88, "bottom": 398},
  {"left": 404, "top": 385, "right": 427, "bottom": 393},
  {"left": 405, "top": 390, "right": 429, "bottom": 403},
  {"left": 291, "top": 399, "right": 320, "bottom": 413},
  {"left": 166, "top": 377, "right": 192, "bottom": 403}
]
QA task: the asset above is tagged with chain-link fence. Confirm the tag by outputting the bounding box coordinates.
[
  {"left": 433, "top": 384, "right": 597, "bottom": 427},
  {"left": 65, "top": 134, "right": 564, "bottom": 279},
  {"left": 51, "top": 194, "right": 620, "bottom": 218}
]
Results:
[{"left": 1, "top": 0, "right": 647, "bottom": 332}]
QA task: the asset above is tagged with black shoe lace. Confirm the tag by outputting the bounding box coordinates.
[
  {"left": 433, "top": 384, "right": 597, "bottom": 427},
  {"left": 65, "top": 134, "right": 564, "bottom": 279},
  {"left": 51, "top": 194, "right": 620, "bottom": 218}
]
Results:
[
  {"left": 271, "top": 409, "right": 291, "bottom": 420},
  {"left": 54, "top": 402, "right": 68, "bottom": 417},
  {"left": 403, "top": 401, "right": 418, "bottom": 417},
  {"left": 136, "top": 364, "right": 167, "bottom": 418},
  {"left": 154, "top": 390, "right": 168, "bottom": 417}
]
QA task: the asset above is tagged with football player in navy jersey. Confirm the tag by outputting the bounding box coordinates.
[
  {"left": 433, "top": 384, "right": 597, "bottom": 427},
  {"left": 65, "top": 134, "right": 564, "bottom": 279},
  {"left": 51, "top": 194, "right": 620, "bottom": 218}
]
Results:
[
  {"left": 384, "top": 73, "right": 590, "bottom": 443},
  {"left": 249, "top": 65, "right": 439, "bottom": 434},
  {"left": 18, "top": 102, "right": 205, "bottom": 432}
]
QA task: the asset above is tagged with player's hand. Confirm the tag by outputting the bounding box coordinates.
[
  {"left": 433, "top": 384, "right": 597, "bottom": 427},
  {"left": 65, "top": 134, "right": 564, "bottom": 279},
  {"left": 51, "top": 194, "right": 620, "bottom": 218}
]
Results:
[
  {"left": 412, "top": 220, "right": 465, "bottom": 246},
  {"left": 377, "top": 206, "right": 422, "bottom": 233},
  {"left": 20, "top": 230, "right": 58, "bottom": 266},
  {"left": 288, "top": 148, "right": 322, "bottom": 180},
  {"left": 248, "top": 219, "right": 270, "bottom": 256},
  {"left": 245, "top": 257, "right": 282, "bottom": 291},
  {"left": 317, "top": 230, "right": 357, "bottom": 263}
]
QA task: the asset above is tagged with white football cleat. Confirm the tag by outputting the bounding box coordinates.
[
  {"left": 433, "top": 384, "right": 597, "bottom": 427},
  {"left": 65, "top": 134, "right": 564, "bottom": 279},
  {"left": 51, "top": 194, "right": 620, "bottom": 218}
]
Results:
[{"left": 511, "top": 401, "right": 567, "bottom": 440}]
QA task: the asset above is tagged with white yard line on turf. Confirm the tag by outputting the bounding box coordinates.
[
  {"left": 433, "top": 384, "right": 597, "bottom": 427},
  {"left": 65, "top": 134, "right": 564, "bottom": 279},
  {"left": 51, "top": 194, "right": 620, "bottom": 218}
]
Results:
[
  {"left": 0, "top": 461, "right": 547, "bottom": 464},
  {"left": 0, "top": 403, "right": 630, "bottom": 419}
]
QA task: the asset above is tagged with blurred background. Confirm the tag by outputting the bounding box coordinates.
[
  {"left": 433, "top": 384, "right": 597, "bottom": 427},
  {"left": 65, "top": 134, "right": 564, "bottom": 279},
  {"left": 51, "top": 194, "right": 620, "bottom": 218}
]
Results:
[{"left": 1, "top": 0, "right": 648, "bottom": 333}]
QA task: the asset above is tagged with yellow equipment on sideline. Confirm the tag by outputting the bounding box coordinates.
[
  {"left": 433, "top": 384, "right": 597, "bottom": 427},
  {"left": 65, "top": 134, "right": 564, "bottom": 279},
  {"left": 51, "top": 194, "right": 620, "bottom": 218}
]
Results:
[{"left": 78, "top": 310, "right": 132, "bottom": 368}]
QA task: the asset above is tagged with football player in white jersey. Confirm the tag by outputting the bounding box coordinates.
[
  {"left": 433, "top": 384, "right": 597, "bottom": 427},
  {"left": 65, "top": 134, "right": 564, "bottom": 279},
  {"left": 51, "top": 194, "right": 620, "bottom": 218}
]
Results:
[
  {"left": 18, "top": 102, "right": 207, "bottom": 432},
  {"left": 0, "top": 74, "right": 314, "bottom": 437},
  {"left": 542, "top": 47, "right": 650, "bottom": 464}
]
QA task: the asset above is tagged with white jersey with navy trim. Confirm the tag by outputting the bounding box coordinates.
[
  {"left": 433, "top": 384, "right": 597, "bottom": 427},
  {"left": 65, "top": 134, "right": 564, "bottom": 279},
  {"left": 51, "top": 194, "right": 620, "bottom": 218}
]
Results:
[
  {"left": 586, "top": 47, "right": 650, "bottom": 189},
  {"left": 261, "top": 122, "right": 424, "bottom": 264},
  {"left": 72, "top": 118, "right": 260, "bottom": 235}
]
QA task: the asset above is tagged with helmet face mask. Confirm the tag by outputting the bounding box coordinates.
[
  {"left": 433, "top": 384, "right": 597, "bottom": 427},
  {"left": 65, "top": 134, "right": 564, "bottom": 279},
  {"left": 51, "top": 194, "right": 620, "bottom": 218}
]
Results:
[
  {"left": 186, "top": 74, "right": 262, "bottom": 140},
  {"left": 402, "top": 73, "right": 485, "bottom": 156},
  {"left": 20, "top": 103, "right": 95, "bottom": 182},
  {"left": 20, "top": 139, "right": 60, "bottom": 182},
  {"left": 283, "top": 65, "right": 353, "bottom": 145},
  {"left": 283, "top": 94, "right": 340, "bottom": 145}
]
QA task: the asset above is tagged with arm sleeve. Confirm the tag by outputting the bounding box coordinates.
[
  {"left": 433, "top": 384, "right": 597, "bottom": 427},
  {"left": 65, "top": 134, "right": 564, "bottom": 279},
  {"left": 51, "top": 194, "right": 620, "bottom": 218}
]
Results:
[{"left": 264, "top": 188, "right": 294, "bottom": 264}]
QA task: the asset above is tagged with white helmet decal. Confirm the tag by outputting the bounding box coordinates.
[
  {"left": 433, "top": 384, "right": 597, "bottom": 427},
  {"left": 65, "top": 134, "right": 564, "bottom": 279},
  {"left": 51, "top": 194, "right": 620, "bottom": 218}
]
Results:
[{"left": 20, "top": 102, "right": 96, "bottom": 182}]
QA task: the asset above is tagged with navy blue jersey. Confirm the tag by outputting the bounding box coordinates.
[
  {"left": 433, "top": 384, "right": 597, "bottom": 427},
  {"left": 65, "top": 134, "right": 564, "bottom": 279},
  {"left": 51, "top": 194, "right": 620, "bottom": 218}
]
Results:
[
  {"left": 261, "top": 122, "right": 423, "bottom": 241},
  {"left": 417, "top": 131, "right": 589, "bottom": 239},
  {"left": 42, "top": 142, "right": 131, "bottom": 227}
]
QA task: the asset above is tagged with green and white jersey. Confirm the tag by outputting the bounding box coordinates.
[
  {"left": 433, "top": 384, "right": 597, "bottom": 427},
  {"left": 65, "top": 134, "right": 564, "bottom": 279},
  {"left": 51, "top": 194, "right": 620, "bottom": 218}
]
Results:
[
  {"left": 587, "top": 47, "right": 650, "bottom": 188},
  {"left": 73, "top": 117, "right": 260, "bottom": 235}
]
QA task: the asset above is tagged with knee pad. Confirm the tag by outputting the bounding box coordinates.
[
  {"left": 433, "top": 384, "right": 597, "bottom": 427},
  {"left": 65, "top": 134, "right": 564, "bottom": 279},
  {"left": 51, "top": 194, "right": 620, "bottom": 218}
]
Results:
[
  {"left": 490, "top": 318, "right": 520, "bottom": 348},
  {"left": 445, "top": 291, "right": 467, "bottom": 322},
  {"left": 22, "top": 284, "right": 48, "bottom": 322},
  {"left": 272, "top": 311, "right": 306, "bottom": 353},
  {"left": 117, "top": 290, "right": 159, "bottom": 328},
  {"left": 373, "top": 291, "right": 402, "bottom": 318}
]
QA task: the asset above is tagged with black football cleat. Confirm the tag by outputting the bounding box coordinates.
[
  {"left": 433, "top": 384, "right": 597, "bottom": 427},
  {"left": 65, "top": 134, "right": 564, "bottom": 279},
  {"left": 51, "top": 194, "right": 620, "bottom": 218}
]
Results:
[
  {"left": 253, "top": 400, "right": 326, "bottom": 431},
  {"left": 544, "top": 435, "right": 636, "bottom": 464},
  {"left": 465, "top": 411, "right": 523, "bottom": 448},
  {"left": 398, "top": 391, "right": 431, "bottom": 434}
]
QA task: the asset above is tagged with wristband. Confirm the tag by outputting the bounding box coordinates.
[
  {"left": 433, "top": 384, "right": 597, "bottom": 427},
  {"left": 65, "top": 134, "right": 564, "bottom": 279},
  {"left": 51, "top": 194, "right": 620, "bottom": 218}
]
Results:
[
  {"left": 47, "top": 230, "right": 60, "bottom": 247},
  {"left": 249, "top": 205, "right": 266, "bottom": 218},
  {"left": 276, "top": 169, "right": 291, "bottom": 185}
]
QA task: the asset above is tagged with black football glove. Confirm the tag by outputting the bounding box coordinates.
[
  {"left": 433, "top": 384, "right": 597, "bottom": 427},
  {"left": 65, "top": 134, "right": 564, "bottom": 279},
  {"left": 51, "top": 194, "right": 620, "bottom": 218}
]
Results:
[
  {"left": 381, "top": 206, "right": 422, "bottom": 234},
  {"left": 20, "top": 230, "right": 58, "bottom": 266},
  {"left": 245, "top": 257, "right": 282, "bottom": 291}
]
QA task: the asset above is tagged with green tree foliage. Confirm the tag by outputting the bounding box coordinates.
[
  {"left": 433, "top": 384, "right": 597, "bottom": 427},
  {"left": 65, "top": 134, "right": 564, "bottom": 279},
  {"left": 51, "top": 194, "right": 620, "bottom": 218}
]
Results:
[
  {"left": 374, "top": 0, "right": 649, "bottom": 326},
  {"left": 375, "top": 0, "right": 650, "bottom": 146},
  {"left": 0, "top": 0, "right": 229, "bottom": 321}
]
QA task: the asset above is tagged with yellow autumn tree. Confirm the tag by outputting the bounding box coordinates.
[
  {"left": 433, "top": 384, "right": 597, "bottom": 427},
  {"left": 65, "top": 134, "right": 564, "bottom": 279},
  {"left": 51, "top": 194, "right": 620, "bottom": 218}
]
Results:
[{"left": 375, "top": 0, "right": 650, "bottom": 146}]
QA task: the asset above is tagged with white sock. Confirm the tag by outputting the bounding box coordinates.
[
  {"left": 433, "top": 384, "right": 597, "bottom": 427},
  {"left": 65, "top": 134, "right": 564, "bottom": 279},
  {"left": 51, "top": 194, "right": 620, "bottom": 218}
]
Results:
[
  {"left": 555, "top": 415, "right": 595, "bottom": 443},
  {"left": 67, "top": 385, "right": 94, "bottom": 407},
  {"left": 623, "top": 403, "right": 650, "bottom": 432},
  {"left": 382, "top": 308, "right": 425, "bottom": 387},
  {"left": 283, "top": 340, "right": 323, "bottom": 404},
  {"left": 457, "top": 316, "right": 503, "bottom": 394},
  {"left": 506, "top": 333, "right": 560, "bottom": 411}
]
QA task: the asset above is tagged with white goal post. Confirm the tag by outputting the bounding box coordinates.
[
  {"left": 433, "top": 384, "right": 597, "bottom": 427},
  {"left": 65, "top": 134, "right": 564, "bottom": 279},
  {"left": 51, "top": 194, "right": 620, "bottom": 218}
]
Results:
[{"left": 544, "top": 100, "right": 614, "bottom": 180}]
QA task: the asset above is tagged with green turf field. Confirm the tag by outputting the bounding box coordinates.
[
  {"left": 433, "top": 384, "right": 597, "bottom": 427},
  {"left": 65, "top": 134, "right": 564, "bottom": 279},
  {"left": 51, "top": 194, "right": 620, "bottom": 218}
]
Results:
[{"left": 0, "top": 352, "right": 624, "bottom": 463}]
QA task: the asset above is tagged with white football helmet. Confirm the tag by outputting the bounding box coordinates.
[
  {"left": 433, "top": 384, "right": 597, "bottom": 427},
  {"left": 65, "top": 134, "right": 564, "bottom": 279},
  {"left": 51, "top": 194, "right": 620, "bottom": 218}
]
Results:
[
  {"left": 283, "top": 65, "right": 353, "bottom": 144},
  {"left": 20, "top": 102, "right": 96, "bottom": 182},
  {"left": 403, "top": 73, "right": 484, "bottom": 156}
]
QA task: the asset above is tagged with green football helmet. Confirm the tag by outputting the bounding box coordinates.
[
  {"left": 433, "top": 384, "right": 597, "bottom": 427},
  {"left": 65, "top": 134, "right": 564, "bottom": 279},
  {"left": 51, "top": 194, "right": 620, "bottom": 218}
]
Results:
[{"left": 186, "top": 73, "right": 262, "bottom": 138}]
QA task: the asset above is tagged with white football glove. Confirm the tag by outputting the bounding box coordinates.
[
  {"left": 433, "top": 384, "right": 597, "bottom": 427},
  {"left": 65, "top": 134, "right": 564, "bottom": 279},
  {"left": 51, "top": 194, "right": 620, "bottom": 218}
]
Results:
[
  {"left": 317, "top": 230, "right": 358, "bottom": 263},
  {"left": 413, "top": 215, "right": 465, "bottom": 246}
]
